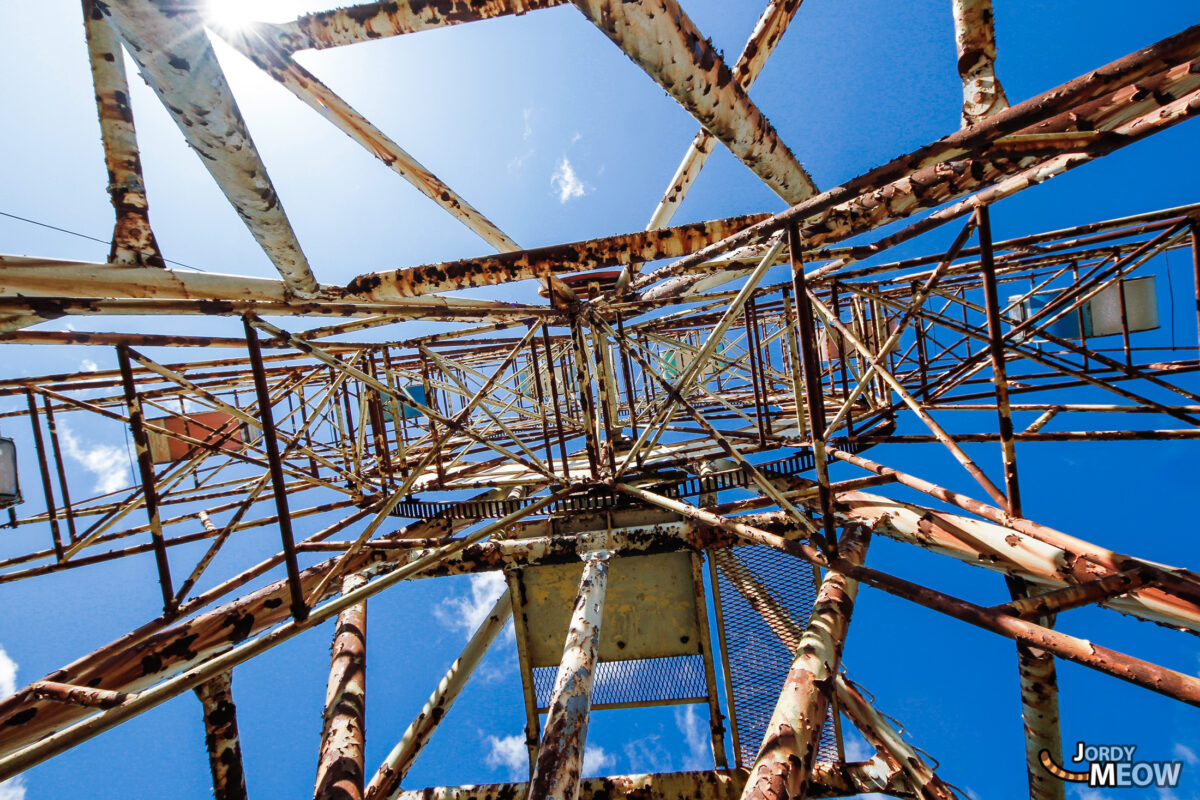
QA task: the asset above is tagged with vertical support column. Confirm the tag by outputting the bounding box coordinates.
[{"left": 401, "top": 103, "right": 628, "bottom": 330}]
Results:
[
  {"left": 787, "top": 223, "right": 837, "bottom": 554},
  {"left": 42, "top": 396, "right": 77, "bottom": 543},
  {"left": 739, "top": 527, "right": 869, "bottom": 800},
  {"left": 569, "top": 320, "right": 602, "bottom": 479},
  {"left": 526, "top": 547, "right": 611, "bottom": 800},
  {"left": 366, "top": 589, "right": 513, "bottom": 798},
  {"left": 952, "top": 0, "right": 1008, "bottom": 127},
  {"left": 978, "top": 209, "right": 1064, "bottom": 800},
  {"left": 507, "top": 569, "right": 544, "bottom": 778},
  {"left": 1191, "top": 222, "right": 1200, "bottom": 362},
  {"left": 195, "top": 671, "right": 248, "bottom": 800},
  {"left": 689, "top": 552, "right": 729, "bottom": 769},
  {"left": 244, "top": 318, "right": 307, "bottom": 622},
  {"left": 614, "top": 315, "right": 640, "bottom": 441},
  {"left": 977, "top": 206, "right": 1020, "bottom": 513},
  {"left": 541, "top": 324, "right": 572, "bottom": 480},
  {"left": 25, "top": 389, "right": 64, "bottom": 562},
  {"left": 315, "top": 573, "right": 368, "bottom": 800},
  {"left": 116, "top": 346, "right": 175, "bottom": 612}
]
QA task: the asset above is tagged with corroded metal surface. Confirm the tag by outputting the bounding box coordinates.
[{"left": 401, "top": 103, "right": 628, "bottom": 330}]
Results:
[
  {"left": 0, "top": 4, "right": 1199, "bottom": 796},
  {"left": 527, "top": 550, "right": 610, "bottom": 800},
  {"left": 953, "top": 0, "right": 1009, "bottom": 125},
  {"left": 315, "top": 574, "right": 368, "bottom": 800},
  {"left": 344, "top": 215, "right": 767, "bottom": 300},
  {"left": 570, "top": 0, "right": 816, "bottom": 205},
  {"left": 103, "top": 0, "right": 319, "bottom": 296},
  {"left": 277, "top": 1, "right": 570, "bottom": 50},
  {"left": 81, "top": 0, "right": 163, "bottom": 267},
  {"left": 647, "top": 0, "right": 810, "bottom": 229},
  {"left": 738, "top": 527, "right": 868, "bottom": 800},
  {"left": 194, "top": 672, "right": 248, "bottom": 800}
]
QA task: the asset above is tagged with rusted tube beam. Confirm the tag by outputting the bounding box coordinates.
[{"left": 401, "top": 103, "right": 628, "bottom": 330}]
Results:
[
  {"left": 220, "top": 27, "right": 519, "bottom": 254},
  {"left": 633, "top": 24, "right": 1200, "bottom": 292},
  {"left": 0, "top": 493, "right": 571, "bottom": 782},
  {"left": 1192, "top": 221, "right": 1200, "bottom": 361},
  {"left": 31, "top": 682, "right": 129, "bottom": 709},
  {"left": 740, "top": 527, "right": 868, "bottom": 800},
  {"left": 952, "top": 0, "right": 1008, "bottom": 126},
  {"left": 568, "top": 0, "right": 816, "bottom": 204},
  {"left": 366, "top": 589, "right": 513, "bottom": 798},
  {"left": 315, "top": 574, "right": 368, "bottom": 800},
  {"left": 390, "top": 767, "right": 910, "bottom": 800},
  {"left": 976, "top": 206, "right": 1021, "bottom": 513},
  {"left": 244, "top": 319, "right": 308, "bottom": 622},
  {"left": 276, "top": 0, "right": 569, "bottom": 50},
  {"left": 194, "top": 672, "right": 248, "bottom": 800},
  {"left": 834, "top": 676, "right": 955, "bottom": 800},
  {"left": 103, "top": 0, "right": 319, "bottom": 296},
  {"left": 613, "top": 486, "right": 1200, "bottom": 708},
  {"left": 344, "top": 215, "right": 766, "bottom": 300},
  {"left": 24, "top": 390, "right": 64, "bottom": 562},
  {"left": 116, "top": 346, "right": 175, "bottom": 612},
  {"left": 527, "top": 549, "right": 611, "bottom": 800},
  {"left": 81, "top": 0, "right": 163, "bottom": 267},
  {"left": 647, "top": 0, "right": 811, "bottom": 229},
  {"left": 992, "top": 569, "right": 1158, "bottom": 619},
  {"left": 0, "top": 503, "right": 710, "bottom": 772},
  {"left": 398, "top": 770, "right": 748, "bottom": 800}
]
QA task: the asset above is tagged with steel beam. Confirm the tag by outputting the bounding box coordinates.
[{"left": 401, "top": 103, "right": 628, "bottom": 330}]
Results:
[
  {"left": 526, "top": 548, "right": 611, "bottom": 800},
  {"left": 367, "top": 589, "right": 513, "bottom": 799},
  {"left": 315, "top": 575, "right": 368, "bottom": 800},
  {"left": 568, "top": 0, "right": 816, "bottom": 204},
  {"left": 103, "top": 0, "right": 319, "bottom": 296},
  {"left": 739, "top": 527, "right": 868, "bottom": 800},
  {"left": 276, "top": 1, "right": 570, "bottom": 51},
  {"left": 344, "top": 215, "right": 766, "bottom": 300},
  {"left": 194, "top": 672, "right": 248, "bottom": 800},
  {"left": 952, "top": 0, "right": 1009, "bottom": 126},
  {"left": 81, "top": 0, "right": 163, "bottom": 267},
  {"left": 219, "top": 26, "right": 520, "bottom": 254},
  {"left": 647, "top": 0, "right": 810, "bottom": 229}
]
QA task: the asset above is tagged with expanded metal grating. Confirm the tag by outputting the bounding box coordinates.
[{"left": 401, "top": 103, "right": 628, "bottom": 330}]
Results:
[
  {"left": 532, "top": 655, "right": 708, "bottom": 711},
  {"left": 713, "top": 545, "right": 840, "bottom": 766}
]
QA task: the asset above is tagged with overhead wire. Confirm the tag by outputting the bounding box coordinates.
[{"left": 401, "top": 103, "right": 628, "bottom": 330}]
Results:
[{"left": 0, "top": 209, "right": 209, "bottom": 272}]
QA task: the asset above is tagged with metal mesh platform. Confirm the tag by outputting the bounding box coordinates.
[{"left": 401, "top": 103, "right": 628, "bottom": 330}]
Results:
[
  {"left": 712, "top": 544, "right": 840, "bottom": 766},
  {"left": 532, "top": 655, "right": 709, "bottom": 711}
]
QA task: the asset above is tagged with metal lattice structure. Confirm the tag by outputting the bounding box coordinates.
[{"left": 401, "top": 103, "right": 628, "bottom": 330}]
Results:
[{"left": 1, "top": 2, "right": 1199, "bottom": 800}]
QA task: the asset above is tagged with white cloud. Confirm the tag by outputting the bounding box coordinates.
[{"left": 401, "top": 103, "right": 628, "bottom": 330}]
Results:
[
  {"left": 582, "top": 743, "right": 614, "bottom": 777},
  {"left": 1071, "top": 789, "right": 1115, "bottom": 800},
  {"left": 0, "top": 646, "right": 16, "bottom": 698},
  {"left": 523, "top": 108, "right": 534, "bottom": 141},
  {"left": 79, "top": 358, "right": 99, "bottom": 373},
  {"left": 485, "top": 733, "right": 526, "bottom": 778},
  {"left": 58, "top": 422, "right": 132, "bottom": 495},
  {"left": 0, "top": 647, "right": 24, "bottom": 800},
  {"left": 434, "top": 572, "right": 510, "bottom": 640},
  {"left": 674, "top": 705, "right": 710, "bottom": 770},
  {"left": 623, "top": 733, "right": 672, "bottom": 773},
  {"left": 551, "top": 157, "right": 587, "bottom": 204},
  {"left": 842, "top": 729, "right": 875, "bottom": 762},
  {"left": 1174, "top": 743, "right": 1199, "bottom": 765},
  {"left": 0, "top": 776, "right": 25, "bottom": 800},
  {"left": 570, "top": 131, "right": 582, "bottom": 145}
]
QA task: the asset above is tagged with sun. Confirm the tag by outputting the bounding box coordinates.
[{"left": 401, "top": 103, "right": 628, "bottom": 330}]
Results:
[{"left": 202, "top": 0, "right": 259, "bottom": 31}]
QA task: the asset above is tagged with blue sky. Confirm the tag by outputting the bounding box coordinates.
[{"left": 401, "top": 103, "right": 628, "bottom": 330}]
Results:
[{"left": 1, "top": 1, "right": 1199, "bottom": 799}]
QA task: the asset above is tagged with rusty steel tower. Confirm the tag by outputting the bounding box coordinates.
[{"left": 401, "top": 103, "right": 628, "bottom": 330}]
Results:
[{"left": 0, "top": 2, "right": 1198, "bottom": 799}]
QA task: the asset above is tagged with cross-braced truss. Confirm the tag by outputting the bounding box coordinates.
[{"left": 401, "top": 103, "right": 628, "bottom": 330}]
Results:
[{"left": 1, "top": 2, "right": 1199, "bottom": 799}]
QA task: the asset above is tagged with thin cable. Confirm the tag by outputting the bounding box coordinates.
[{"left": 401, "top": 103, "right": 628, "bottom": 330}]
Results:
[
  {"left": 0, "top": 209, "right": 208, "bottom": 272},
  {"left": 1164, "top": 248, "right": 1176, "bottom": 349}
]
